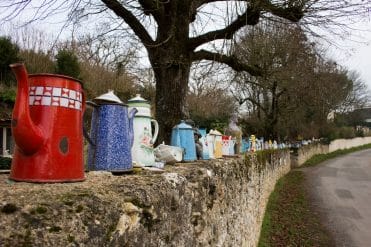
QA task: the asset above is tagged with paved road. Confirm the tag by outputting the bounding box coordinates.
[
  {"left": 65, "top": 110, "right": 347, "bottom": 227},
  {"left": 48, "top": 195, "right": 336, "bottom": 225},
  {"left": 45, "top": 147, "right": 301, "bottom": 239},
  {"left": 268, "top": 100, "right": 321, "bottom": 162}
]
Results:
[{"left": 303, "top": 149, "right": 371, "bottom": 247}]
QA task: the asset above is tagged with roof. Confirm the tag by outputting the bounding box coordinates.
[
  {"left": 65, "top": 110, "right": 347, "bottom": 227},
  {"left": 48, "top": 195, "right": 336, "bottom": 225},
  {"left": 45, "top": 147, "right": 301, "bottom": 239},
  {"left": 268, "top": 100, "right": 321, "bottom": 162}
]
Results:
[
  {"left": 0, "top": 119, "right": 11, "bottom": 127},
  {"left": 350, "top": 107, "right": 371, "bottom": 119}
]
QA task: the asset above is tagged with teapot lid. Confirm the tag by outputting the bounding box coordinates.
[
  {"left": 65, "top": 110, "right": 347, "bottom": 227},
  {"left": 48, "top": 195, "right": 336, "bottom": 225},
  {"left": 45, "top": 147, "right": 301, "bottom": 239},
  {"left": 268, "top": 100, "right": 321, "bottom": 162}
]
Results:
[
  {"left": 128, "top": 94, "right": 150, "bottom": 111},
  {"left": 128, "top": 94, "right": 149, "bottom": 104},
  {"left": 173, "top": 120, "right": 193, "bottom": 130},
  {"left": 94, "top": 90, "right": 123, "bottom": 104},
  {"left": 209, "top": 129, "right": 222, "bottom": 135}
]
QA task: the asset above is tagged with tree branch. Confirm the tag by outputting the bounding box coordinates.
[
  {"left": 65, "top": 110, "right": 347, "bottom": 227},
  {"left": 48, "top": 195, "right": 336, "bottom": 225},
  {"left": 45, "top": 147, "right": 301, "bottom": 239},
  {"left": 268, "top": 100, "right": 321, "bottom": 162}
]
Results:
[
  {"left": 261, "top": 1, "right": 305, "bottom": 22},
  {"left": 138, "top": 0, "right": 165, "bottom": 23},
  {"left": 188, "top": 7, "right": 260, "bottom": 49},
  {"left": 101, "top": 0, "right": 155, "bottom": 46},
  {"left": 190, "top": 0, "right": 305, "bottom": 49},
  {"left": 244, "top": 96, "right": 268, "bottom": 114},
  {"left": 191, "top": 49, "right": 262, "bottom": 76}
]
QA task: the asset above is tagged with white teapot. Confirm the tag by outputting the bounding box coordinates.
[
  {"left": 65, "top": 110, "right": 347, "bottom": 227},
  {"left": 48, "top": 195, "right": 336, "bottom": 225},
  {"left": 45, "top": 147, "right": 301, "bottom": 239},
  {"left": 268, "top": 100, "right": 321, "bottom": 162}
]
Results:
[{"left": 128, "top": 94, "right": 159, "bottom": 167}]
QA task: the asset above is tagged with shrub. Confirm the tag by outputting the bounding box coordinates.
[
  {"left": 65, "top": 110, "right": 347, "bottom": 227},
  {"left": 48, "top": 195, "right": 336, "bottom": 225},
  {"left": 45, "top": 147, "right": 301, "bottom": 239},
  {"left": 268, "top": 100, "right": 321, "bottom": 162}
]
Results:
[
  {"left": 0, "top": 87, "right": 16, "bottom": 103},
  {"left": 338, "top": 127, "right": 355, "bottom": 139},
  {"left": 0, "top": 157, "right": 12, "bottom": 170}
]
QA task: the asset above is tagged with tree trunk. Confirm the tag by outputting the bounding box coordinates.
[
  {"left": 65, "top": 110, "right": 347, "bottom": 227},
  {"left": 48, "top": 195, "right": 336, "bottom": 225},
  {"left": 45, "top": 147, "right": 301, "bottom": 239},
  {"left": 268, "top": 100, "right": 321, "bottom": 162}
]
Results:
[
  {"left": 142, "top": 2, "right": 192, "bottom": 144},
  {"left": 265, "top": 82, "right": 279, "bottom": 139},
  {"left": 152, "top": 61, "right": 191, "bottom": 144}
]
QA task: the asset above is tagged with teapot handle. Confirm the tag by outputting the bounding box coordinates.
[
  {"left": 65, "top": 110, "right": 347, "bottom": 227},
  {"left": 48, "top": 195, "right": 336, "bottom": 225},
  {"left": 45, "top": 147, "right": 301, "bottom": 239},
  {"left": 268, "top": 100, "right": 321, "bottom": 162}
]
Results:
[
  {"left": 151, "top": 119, "right": 159, "bottom": 144},
  {"left": 128, "top": 108, "right": 138, "bottom": 147},
  {"left": 83, "top": 100, "right": 98, "bottom": 146}
]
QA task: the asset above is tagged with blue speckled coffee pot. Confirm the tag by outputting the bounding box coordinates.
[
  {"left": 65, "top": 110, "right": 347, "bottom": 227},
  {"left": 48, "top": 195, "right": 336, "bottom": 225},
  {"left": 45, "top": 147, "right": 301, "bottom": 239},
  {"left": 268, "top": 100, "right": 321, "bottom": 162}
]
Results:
[
  {"left": 170, "top": 121, "right": 196, "bottom": 162},
  {"left": 86, "top": 92, "right": 137, "bottom": 172}
]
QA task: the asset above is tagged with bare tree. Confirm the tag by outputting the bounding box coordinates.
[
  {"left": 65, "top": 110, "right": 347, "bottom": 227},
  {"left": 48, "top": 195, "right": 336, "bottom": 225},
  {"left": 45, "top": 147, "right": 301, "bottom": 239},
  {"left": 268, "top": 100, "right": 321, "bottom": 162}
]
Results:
[
  {"left": 231, "top": 22, "right": 316, "bottom": 138},
  {"left": 230, "top": 20, "right": 369, "bottom": 139},
  {"left": 338, "top": 70, "right": 369, "bottom": 112},
  {"left": 55, "top": 37, "right": 138, "bottom": 99},
  {"left": 1, "top": 0, "right": 370, "bottom": 142}
]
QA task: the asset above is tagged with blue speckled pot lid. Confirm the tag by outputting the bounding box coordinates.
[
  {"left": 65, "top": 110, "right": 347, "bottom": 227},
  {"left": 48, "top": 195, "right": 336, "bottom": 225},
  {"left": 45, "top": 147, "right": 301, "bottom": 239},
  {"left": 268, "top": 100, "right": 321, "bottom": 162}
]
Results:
[
  {"left": 173, "top": 120, "right": 192, "bottom": 129},
  {"left": 94, "top": 90, "right": 123, "bottom": 104},
  {"left": 92, "top": 90, "right": 128, "bottom": 106}
]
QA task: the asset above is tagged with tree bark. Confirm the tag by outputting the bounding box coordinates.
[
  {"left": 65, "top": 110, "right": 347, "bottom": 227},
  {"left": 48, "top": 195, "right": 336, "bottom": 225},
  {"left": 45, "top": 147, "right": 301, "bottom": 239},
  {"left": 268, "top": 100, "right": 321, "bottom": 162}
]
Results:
[{"left": 152, "top": 60, "right": 191, "bottom": 144}]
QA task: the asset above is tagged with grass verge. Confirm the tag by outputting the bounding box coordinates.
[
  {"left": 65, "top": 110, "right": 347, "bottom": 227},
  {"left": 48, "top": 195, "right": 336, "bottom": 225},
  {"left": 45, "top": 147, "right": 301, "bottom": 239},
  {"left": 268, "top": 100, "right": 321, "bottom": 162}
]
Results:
[
  {"left": 259, "top": 144, "right": 371, "bottom": 247},
  {"left": 303, "top": 143, "right": 371, "bottom": 167},
  {"left": 258, "top": 171, "right": 334, "bottom": 247}
]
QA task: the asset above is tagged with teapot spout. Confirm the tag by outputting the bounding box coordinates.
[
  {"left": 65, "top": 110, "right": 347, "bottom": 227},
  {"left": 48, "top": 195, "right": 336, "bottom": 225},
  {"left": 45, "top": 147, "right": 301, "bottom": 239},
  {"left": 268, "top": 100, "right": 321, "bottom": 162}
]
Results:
[{"left": 10, "top": 63, "right": 44, "bottom": 155}]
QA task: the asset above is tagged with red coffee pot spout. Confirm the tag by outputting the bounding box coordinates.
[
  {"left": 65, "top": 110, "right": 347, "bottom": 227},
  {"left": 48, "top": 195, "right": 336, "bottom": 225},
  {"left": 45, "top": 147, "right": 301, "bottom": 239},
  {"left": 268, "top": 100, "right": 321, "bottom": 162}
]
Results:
[{"left": 10, "top": 63, "right": 44, "bottom": 155}]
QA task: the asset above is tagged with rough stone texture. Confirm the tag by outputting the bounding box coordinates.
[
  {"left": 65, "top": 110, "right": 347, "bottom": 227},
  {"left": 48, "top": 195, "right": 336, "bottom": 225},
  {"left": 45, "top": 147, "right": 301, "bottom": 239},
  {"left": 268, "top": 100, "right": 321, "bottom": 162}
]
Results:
[
  {"left": 0, "top": 150, "right": 290, "bottom": 247},
  {"left": 291, "top": 143, "right": 329, "bottom": 168},
  {"left": 328, "top": 137, "right": 371, "bottom": 152}
]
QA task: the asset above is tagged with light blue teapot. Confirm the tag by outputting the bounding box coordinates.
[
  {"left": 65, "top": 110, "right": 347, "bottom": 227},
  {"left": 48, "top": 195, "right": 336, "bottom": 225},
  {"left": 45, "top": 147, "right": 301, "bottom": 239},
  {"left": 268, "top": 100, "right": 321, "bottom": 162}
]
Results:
[{"left": 170, "top": 121, "right": 196, "bottom": 162}]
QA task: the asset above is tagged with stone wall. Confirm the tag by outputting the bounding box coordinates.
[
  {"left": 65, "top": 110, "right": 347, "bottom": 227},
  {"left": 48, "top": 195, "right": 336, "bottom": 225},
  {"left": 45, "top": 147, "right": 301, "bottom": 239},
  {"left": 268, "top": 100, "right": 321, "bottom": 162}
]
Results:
[
  {"left": 0, "top": 150, "right": 290, "bottom": 247},
  {"left": 328, "top": 137, "right": 371, "bottom": 152},
  {"left": 292, "top": 137, "right": 371, "bottom": 167},
  {"left": 291, "top": 143, "right": 329, "bottom": 168}
]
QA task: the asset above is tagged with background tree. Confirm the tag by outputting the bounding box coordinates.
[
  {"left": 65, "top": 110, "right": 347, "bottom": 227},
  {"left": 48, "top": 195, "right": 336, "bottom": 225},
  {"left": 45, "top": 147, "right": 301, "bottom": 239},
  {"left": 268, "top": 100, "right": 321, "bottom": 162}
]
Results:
[
  {"left": 231, "top": 22, "right": 316, "bottom": 138},
  {"left": 20, "top": 49, "right": 54, "bottom": 74},
  {"left": 337, "top": 70, "right": 369, "bottom": 112},
  {"left": 188, "top": 62, "right": 237, "bottom": 131},
  {"left": 0, "top": 36, "right": 20, "bottom": 118},
  {"left": 55, "top": 49, "right": 81, "bottom": 79},
  {"left": 0, "top": 36, "right": 19, "bottom": 85},
  {"left": 54, "top": 36, "right": 138, "bottom": 100},
  {"left": 231, "top": 21, "right": 367, "bottom": 140}
]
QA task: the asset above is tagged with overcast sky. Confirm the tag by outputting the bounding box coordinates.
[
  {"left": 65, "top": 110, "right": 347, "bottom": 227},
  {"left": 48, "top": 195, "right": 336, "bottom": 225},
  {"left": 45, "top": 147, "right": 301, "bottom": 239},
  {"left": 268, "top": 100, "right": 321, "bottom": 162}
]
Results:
[{"left": 325, "top": 18, "right": 371, "bottom": 90}]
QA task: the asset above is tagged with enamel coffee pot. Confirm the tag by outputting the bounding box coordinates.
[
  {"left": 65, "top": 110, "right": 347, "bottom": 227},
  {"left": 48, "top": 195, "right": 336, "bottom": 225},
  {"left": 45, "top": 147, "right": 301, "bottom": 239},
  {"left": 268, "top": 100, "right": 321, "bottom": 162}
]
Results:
[
  {"left": 222, "top": 135, "right": 231, "bottom": 156},
  {"left": 128, "top": 94, "right": 159, "bottom": 167},
  {"left": 86, "top": 91, "right": 137, "bottom": 172},
  {"left": 198, "top": 128, "right": 209, "bottom": 160},
  {"left": 209, "top": 129, "right": 223, "bottom": 158},
  {"left": 171, "top": 121, "right": 196, "bottom": 162},
  {"left": 206, "top": 133, "right": 215, "bottom": 159},
  {"left": 9, "top": 63, "right": 85, "bottom": 182}
]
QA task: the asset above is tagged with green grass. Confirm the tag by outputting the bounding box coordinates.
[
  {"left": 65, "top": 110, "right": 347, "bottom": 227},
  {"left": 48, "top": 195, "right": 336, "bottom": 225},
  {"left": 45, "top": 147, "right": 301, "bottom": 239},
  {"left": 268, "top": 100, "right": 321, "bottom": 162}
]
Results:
[
  {"left": 259, "top": 143, "right": 371, "bottom": 247},
  {"left": 258, "top": 171, "right": 334, "bottom": 247},
  {"left": 303, "top": 143, "right": 371, "bottom": 167}
]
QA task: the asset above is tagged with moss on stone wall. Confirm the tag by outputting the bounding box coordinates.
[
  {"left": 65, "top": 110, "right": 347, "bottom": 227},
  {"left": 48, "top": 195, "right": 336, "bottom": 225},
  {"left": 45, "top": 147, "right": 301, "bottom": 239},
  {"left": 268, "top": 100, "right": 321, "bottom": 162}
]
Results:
[{"left": 0, "top": 151, "right": 290, "bottom": 246}]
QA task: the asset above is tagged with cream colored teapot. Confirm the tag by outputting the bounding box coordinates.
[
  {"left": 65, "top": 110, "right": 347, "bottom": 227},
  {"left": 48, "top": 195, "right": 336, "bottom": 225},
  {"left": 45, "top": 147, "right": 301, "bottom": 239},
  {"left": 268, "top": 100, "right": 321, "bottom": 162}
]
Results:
[{"left": 128, "top": 94, "right": 159, "bottom": 167}]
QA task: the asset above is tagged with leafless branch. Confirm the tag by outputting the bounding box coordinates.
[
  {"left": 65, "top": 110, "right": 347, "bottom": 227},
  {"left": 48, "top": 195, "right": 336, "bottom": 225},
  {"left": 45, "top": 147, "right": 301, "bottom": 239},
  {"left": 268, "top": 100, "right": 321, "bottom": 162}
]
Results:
[
  {"left": 101, "top": 0, "right": 155, "bottom": 46},
  {"left": 191, "top": 49, "right": 262, "bottom": 76}
]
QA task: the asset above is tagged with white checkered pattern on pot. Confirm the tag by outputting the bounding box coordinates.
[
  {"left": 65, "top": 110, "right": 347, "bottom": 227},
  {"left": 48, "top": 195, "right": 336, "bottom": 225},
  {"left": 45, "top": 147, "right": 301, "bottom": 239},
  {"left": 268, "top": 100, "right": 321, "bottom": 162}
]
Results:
[{"left": 29, "top": 86, "right": 83, "bottom": 110}]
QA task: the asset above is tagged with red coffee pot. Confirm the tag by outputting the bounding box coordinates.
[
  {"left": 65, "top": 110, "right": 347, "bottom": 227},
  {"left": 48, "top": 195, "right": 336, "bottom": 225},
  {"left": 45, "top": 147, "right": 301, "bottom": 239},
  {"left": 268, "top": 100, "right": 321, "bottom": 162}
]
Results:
[{"left": 9, "top": 63, "right": 85, "bottom": 182}]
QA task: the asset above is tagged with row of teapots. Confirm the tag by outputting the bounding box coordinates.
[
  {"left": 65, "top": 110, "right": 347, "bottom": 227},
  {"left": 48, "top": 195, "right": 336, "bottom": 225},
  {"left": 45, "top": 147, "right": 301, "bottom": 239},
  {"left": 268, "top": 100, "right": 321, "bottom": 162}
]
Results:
[
  {"left": 8, "top": 63, "right": 236, "bottom": 183},
  {"left": 85, "top": 92, "right": 159, "bottom": 172},
  {"left": 8, "top": 64, "right": 161, "bottom": 183},
  {"left": 170, "top": 125, "right": 238, "bottom": 161}
]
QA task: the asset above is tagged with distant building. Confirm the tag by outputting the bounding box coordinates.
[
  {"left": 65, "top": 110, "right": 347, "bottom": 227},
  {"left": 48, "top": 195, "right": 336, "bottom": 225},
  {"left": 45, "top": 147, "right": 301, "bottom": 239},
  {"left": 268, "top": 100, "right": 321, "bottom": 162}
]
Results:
[
  {"left": 348, "top": 107, "right": 371, "bottom": 126},
  {"left": 0, "top": 118, "right": 13, "bottom": 157},
  {"left": 0, "top": 104, "right": 14, "bottom": 158}
]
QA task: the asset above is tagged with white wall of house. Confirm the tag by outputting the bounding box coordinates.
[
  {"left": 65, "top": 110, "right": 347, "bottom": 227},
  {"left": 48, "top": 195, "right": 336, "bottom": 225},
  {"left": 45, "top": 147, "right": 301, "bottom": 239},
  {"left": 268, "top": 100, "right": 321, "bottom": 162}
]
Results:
[{"left": 1, "top": 127, "right": 12, "bottom": 157}]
